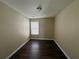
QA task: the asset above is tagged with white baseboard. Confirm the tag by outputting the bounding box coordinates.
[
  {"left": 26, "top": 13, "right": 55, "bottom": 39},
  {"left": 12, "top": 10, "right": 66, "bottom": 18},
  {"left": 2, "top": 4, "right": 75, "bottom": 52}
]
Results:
[
  {"left": 54, "top": 40, "right": 71, "bottom": 59},
  {"left": 6, "top": 38, "right": 30, "bottom": 59},
  {"left": 6, "top": 38, "right": 70, "bottom": 59},
  {"left": 31, "top": 38, "right": 54, "bottom": 40},
  {"left": 31, "top": 38, "right": 70, "bottom": 59}
]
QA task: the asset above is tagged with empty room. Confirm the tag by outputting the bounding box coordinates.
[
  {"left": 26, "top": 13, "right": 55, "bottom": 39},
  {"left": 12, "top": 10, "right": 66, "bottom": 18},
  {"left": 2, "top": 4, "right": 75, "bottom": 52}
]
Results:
[{"left": 0, "top": 0, "right": 79, "bottom": 59}]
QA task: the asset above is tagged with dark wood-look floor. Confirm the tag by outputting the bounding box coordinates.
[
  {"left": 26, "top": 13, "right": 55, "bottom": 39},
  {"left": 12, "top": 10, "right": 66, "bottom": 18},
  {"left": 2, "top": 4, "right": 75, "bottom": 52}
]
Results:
[{"left": 10, "top": 39, "right": 67, "bottom": 59}]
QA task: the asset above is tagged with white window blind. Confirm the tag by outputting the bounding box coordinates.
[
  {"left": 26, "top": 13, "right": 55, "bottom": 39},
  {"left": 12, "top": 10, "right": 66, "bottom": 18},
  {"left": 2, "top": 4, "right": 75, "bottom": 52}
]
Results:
[{"left": 31, "top": 22, "right": 39, "bottom": 35}]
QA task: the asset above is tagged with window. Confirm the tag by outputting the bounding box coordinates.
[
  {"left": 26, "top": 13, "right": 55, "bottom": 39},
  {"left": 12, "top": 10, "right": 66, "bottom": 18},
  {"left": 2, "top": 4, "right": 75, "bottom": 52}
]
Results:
[{"left": 31, "top": 21, "right": 39, "bottom": 35}]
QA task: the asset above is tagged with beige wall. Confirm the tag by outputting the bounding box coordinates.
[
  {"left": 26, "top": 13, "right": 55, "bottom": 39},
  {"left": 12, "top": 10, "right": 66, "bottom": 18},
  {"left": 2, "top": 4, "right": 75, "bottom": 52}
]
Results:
[
  {"left": 0, "top": 2, "right": 30, "bottom": 59},
  {"left": 55, "top": 0, "right": 79, "bottom": 59},
  {"left": 31, "top": 18, "right": 54, "bottom": 39}
]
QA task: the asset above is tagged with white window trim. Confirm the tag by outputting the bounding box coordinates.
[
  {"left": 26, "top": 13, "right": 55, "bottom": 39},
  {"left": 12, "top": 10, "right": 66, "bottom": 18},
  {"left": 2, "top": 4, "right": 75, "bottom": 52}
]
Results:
[{"left": 31, "top": 21, "right": 39, "bottom": 35}]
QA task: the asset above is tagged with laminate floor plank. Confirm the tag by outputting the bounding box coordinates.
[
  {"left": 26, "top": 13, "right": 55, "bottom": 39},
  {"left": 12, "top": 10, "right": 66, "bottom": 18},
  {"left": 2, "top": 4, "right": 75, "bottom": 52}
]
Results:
[{"left": 10, "top": 39, "right": 67, "bottom": 59}]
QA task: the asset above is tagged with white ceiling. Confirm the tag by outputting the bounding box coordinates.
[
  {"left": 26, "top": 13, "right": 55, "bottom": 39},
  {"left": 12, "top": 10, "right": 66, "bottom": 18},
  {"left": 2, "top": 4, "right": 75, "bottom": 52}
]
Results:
[{"left": 0, "top": 0, "right": 73, "bottom": 18}]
